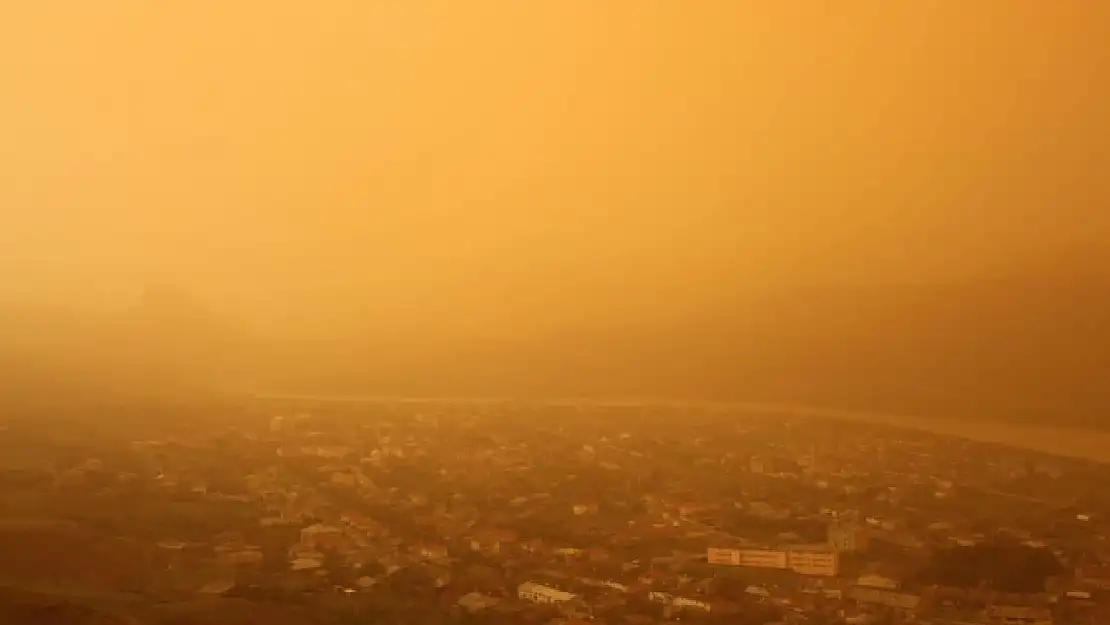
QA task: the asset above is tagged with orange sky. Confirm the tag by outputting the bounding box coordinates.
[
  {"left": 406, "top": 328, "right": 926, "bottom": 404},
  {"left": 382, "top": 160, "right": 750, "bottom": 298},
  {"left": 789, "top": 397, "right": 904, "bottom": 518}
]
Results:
[{"left": 1, "top": 1, "right": 1108, "bottom": 338}]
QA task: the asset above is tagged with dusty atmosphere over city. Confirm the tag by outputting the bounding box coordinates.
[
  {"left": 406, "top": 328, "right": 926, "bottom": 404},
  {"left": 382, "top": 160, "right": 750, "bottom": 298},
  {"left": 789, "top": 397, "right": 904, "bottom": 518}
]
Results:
[{"left": 1, "top": 1, "right": 1109, "bottom": 624}]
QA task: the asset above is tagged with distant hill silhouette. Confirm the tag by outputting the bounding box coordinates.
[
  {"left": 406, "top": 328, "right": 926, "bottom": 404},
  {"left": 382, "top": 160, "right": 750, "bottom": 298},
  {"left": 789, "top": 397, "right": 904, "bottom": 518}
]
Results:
[
  {"left": 0, "top": 286, "right": 247, "bottom": 411},
  {"left": 263, "top": 278, "right": 1110, "bottom": 428},
  {"left": 4, "top": 278, "right": 1109, "bottom": 429}
]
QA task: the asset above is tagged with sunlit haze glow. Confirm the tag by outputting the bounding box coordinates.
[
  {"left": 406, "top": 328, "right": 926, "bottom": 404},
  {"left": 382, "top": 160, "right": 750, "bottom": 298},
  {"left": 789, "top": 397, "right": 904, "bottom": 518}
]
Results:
[{"left": 1, "top": 2, "right": 1108, "bottom": 413}]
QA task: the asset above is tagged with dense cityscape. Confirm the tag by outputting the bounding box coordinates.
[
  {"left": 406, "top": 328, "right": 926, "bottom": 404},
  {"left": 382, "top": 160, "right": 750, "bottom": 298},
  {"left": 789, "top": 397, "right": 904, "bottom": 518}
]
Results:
[
  {"left": 1, "top": 400, "right": 1107, "bottom": 624},
  {"left": 4, "top": 0, "right": 1108, "bottom": 624}
]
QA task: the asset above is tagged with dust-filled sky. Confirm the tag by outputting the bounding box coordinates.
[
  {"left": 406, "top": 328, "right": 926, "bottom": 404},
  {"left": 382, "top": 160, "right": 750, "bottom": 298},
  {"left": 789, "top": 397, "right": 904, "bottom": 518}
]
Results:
[{"left": 2, "top": 1, "right": 1108, "bottom": 340}]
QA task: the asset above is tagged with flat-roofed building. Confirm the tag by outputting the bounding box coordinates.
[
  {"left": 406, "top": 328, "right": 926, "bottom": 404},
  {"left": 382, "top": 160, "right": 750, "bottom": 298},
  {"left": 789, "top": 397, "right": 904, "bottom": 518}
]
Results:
[{"left": 518, "top": 581, "right": 577, "bottom": 605}]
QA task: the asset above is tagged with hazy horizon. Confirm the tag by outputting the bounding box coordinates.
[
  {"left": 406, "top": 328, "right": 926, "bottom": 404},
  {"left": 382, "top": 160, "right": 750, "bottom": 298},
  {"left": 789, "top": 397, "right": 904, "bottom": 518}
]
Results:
[
  {"left": 4, "top": 2, "right": 1109, "bottom": 338},
  {"left": 2, "top": 2, "right": 1109, "bottom": 424}
]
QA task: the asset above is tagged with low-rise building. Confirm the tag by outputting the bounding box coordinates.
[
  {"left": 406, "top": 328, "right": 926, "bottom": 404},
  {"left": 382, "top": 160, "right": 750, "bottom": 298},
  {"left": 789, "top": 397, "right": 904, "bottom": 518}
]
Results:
[
  {"left": 788, "top": 548, "right": 839, "bottom": 576},
  {"left": 469, "top": 528, "right": 518, "bottom": 555},
  {"left": 300, "top": 523, "right": 346, "bottom": 550},
  {"left": 518, "top": 581, "right": 577, "bottom": 605}
]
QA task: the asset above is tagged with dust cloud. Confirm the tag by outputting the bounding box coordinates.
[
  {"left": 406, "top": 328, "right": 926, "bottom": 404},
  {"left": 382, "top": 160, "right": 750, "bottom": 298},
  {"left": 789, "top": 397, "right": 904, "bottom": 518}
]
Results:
[{"left": 1, "top": 2, "right": 1108, "bottom": 424}]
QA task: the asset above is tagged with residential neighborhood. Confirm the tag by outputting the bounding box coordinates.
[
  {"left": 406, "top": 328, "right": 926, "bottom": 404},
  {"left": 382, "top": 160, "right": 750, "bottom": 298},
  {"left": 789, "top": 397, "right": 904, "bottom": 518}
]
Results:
[{"left": 1, "top": 399, "right": 1108, "bottom": 624}]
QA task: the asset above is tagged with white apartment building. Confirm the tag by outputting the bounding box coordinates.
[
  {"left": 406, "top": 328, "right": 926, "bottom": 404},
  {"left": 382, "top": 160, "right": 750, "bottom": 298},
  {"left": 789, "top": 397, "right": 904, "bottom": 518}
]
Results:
[
  {"left": 518, "top": 582, "right": 577, "bottom": 605},
  {"left": 788, "top": 549, "right": 839, "bottom": 577},
  {"left": 673, "top": 597, "right": 711, "bottom": 612}
]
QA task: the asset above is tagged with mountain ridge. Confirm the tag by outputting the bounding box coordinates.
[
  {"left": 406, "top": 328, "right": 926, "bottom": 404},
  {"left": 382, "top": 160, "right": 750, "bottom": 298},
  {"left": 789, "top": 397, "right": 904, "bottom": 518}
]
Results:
[{"left": 3, "top": 277, "right": 1108, "bottom": 428}]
